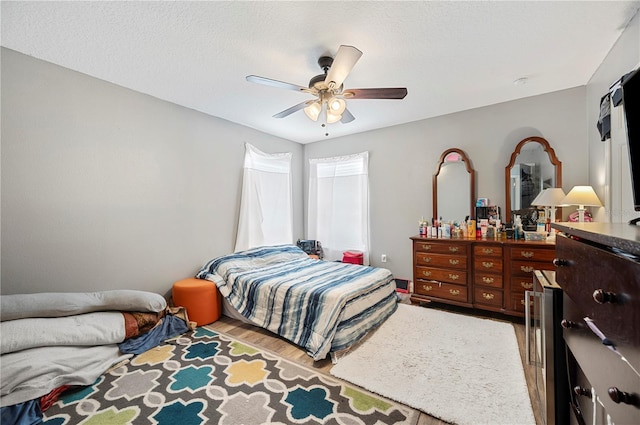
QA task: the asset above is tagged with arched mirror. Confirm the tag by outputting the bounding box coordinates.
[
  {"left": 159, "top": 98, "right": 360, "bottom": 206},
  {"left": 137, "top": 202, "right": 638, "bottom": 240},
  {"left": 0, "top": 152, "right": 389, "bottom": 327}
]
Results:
[
  {"left": 504, "top": 136, "right": 562, "bottom": 223},
  {"left": 433, "top": 148, "right": 476, "bottom": 222}
]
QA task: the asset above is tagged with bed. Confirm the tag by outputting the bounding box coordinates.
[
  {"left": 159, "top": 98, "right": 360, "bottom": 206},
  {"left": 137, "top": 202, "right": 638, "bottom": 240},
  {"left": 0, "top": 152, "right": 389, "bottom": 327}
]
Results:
[{"left": 195, "top": 244, "right": 398, "bottom": 361}]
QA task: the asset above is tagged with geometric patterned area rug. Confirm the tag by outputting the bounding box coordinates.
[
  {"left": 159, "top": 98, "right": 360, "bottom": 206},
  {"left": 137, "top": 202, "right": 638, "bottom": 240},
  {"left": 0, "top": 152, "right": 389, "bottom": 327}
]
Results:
[{"left": 42, "top": 327, "right": 419, "bottom": 424}]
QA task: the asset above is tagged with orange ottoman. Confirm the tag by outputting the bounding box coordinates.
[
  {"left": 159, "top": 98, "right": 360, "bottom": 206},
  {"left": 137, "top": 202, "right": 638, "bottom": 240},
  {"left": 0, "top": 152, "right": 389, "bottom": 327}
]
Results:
[{"left": 172, "top": 278, "right": 221, "bottom": 326}]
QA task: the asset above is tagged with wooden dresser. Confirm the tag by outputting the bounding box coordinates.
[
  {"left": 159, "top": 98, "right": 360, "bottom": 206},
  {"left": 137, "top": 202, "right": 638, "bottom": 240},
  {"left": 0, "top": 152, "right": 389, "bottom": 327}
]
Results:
[
  {"left": 552, "top": 222, "right": 640, "bottom": 425},
  {"left": 410, "top": 236, "right": 556, "bottom": 317}
]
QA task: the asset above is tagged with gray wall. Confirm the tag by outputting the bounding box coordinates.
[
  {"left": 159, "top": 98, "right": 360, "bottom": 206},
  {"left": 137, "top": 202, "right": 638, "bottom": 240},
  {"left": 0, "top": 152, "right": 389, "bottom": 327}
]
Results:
[
  {"left": 1, "top": 48, "right": 304, "bottom": 295},
  {"left": 304, "top": 88, "right": 588, "bottom": 280}
]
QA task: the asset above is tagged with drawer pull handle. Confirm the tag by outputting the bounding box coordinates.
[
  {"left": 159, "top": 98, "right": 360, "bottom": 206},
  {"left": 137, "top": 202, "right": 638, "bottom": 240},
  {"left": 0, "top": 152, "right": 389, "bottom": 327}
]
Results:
[
  {"left": 482, "top": 277, "right": 495, "bottom": 284},
  {"left": 448, "top": 274, "right": 460, "bottom": 281},
  {"left": 608, "top": 387, "right": 636, "bottom": 405},
  {"left": 482, "top": 248, "right": 494, "bottom": 255},
  {"left": 422, "top": 257, "right": 432, "bottom": 263},
  {"left": 449, "top": 289, "right": 461, "bottom": 296},
  {"left": 593, "top": 289, "right": 617, "bottom": 304},
  {"left": 521, "top": 251, "right": 534, "bottom": 258},
  {"left": 422, "top": 284, "right": 433, "bottom": 292},
  {"left": 449, "top": 259, "right": 460, "bottom": 265},
  {"left": 422, "top": 270, "right": 432, "bottom": 277},
  {"left": 520, "top": 266, "right": 534, "bottom": 273},
  {"left": 561, "top": 319, "right": 578, "bottom": 329},
  {"left": 448, "top": 246, "right": 459, "bottom": 253},
  {"left": 574, "top": 386, "right": 592, "bottom": 397},
  {"left": 482, "top": 293, "right": 494, "bottom": 300},
  {"left": 420, "top": 244, "right": 432, "bottom": 251},
  {"left": 520, "top": 282, "right": 533, "bottom": 289},
  {"left": 553, "top": 258, "right": 569, "bottom": 267},
  {"left": 482, "top": 261, "right": 494, "bottom": 268},
  {"left": 520, "top": 299, "right": 533, "bottom": 306}
]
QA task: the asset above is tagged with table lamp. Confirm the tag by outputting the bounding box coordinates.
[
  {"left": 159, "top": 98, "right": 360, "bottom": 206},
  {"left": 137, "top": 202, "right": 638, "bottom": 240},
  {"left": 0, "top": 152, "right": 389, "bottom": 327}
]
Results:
[
  {"left": 561, "top": 186, "right": 602, "bottom": 222},
  {"left": 531, "top": 188, "right": 567, "bottom": 223}
]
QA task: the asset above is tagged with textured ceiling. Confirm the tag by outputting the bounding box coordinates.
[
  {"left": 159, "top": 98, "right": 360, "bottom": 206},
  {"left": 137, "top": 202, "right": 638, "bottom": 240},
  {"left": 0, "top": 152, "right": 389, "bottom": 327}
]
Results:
[{"left": 2, "top": 1, "right": 639, "bottom": 144}]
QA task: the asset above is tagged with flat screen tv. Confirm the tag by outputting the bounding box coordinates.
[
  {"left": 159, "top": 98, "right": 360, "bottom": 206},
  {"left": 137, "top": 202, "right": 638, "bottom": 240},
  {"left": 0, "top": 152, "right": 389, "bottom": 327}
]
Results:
[{"left": 622, "top": 67, "right": 640, "bottom": 225}]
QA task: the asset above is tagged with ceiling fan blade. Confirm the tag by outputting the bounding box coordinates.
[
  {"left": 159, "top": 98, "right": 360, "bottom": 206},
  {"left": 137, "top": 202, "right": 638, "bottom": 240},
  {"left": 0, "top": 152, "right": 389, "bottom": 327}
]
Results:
[
  {"left": 246, "top": 75, "right": 308, "bottom": 92},
  {"left": 324, "top": 45, "right": 363, "bottom": 89},
  {"left": 272, "top": 100, "right": 315, "bottom": 118},
  {"left": 342, "top": 88, "right": 408, "bottom": 100},
  {"left": 340, "top": 108, "right": 355, "bottom": 124}
]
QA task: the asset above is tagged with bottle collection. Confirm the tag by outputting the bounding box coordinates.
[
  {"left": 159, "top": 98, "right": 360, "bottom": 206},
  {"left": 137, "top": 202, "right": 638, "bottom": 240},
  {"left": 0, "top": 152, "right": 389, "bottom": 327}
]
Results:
[{"left": 418, "top": 214, "right": 533, "bottom": 240}]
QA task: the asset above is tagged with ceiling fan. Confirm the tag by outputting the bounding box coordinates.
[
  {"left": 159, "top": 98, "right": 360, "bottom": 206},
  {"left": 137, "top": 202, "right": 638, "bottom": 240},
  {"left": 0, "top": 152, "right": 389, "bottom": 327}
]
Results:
[{"left": 246, "top": 45, "right": 408, "bottom": 125}]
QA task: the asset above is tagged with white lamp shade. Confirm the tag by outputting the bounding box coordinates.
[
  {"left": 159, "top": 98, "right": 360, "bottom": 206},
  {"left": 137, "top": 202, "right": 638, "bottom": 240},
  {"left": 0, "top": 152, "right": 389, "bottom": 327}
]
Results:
[
  {"left": 531, "top": 188, "right": 568, "bottom": 207},
  {"left": 561, "top": 186, "right": 602, "bottom": 207},
  {"left": 304, "top": 102, "right": 321, "bottom": 121}
]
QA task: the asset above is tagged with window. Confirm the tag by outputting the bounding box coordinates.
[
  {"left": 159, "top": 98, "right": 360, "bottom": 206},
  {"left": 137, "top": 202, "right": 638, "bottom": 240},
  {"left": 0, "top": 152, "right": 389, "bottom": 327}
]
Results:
[
  {"left": 235, "top": 143, "right": 293, "bottom": 252},
  {"left": 308, "top": 152, "right": 370, "bottom": 264}
]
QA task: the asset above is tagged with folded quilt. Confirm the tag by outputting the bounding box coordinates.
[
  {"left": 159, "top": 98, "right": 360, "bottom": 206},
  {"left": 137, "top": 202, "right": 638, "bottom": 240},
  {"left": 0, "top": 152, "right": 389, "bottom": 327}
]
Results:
[
  {"left": 0, "top": 290, "right": 166, "bottom": 322},
  {"left": 0, "top": 312, "right": 126, "bottom": 355}
]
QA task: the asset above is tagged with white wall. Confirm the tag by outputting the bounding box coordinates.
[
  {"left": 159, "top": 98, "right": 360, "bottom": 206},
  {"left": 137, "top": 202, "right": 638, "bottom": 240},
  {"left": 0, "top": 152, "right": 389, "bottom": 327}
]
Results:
[
  {"left": 305, "top": 87, "right": 588, "bottom": 280},
  {"left": 587, "top": 10, "right": 640, "bottom": 223},
  {"left": 1, "top": 48, "right": 304, "bottom": 296}
]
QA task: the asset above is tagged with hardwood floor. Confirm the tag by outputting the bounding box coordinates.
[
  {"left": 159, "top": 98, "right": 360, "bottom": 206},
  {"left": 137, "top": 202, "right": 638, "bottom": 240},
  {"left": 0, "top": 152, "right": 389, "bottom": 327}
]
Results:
[{"left": 206, "top": 303, "right": 542, "bottom": 425}]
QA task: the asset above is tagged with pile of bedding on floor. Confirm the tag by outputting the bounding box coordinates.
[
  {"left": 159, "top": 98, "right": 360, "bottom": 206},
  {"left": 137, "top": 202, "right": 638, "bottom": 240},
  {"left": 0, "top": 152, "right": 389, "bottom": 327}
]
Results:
[{"left": 0, "top": 290, "right": 192, "bottom": 425}]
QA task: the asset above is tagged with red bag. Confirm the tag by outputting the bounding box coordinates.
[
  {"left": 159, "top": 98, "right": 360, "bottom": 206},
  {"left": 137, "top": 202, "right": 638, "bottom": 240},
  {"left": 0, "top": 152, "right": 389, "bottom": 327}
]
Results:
[{"left": 342, "top": 251, "right": 363, "bottom": 265}]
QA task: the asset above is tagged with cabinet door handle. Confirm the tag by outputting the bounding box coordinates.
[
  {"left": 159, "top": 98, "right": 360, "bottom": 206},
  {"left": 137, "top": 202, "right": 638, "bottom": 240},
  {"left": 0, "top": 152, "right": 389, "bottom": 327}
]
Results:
[
  {"left": 520, "top": 266, "right": 534, "bottom": 273},
  {"left": 449, "top": 259, "right": 460, "bottom": 265},
  {"left": 608, "top": 387, "right": 637, "bottom": 405},
  {"left": 448, "top": 246, "right": 459, "bottom": 253},
  {"left": 521, "top": 251, "right": 534, "bottom": 258},
  {"left": 553, "top": 258, "right": 569, "bottom": 267},
  {"left": 482, "top": 277, "right": 494, "bottom": 284},
  {"left": 449, "top": 289, "right": 460, "bottom": 296},
  {"left": 448, "top": 274, "right": 460, "bottom": 281},
  {"left": 593, "top": 289, "right": 617, "bottom": 304},
  {"left": 574, "top": 386, "right": 592, "bottom": 397},
  {"left": 561, "top": 319, "right": 579, "bottom": 329}
]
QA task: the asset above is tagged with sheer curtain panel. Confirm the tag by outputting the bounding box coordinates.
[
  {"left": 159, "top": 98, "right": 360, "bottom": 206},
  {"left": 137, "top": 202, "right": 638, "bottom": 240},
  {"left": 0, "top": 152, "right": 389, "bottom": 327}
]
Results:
[
  {"left": 308, "top": 152, "right": 370, "bottom": 264},
  {"left": 234, "top": 143, "right": 293, "bottom": 252}
]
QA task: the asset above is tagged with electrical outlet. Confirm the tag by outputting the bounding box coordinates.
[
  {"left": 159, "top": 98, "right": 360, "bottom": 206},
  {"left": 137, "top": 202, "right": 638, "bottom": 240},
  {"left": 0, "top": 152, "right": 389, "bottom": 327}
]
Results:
[{"left": 381, "top": 254, "right": 387, "bottom": 262}]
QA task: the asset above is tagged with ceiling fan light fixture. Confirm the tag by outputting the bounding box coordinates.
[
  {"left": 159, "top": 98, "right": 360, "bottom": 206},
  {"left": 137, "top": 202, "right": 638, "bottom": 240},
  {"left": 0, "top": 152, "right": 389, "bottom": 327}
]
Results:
[
  {"left": 304, "top": 102, "right": 321, "bottom": 121},
  {"left": 328, "top": 97, "right": 346, "bottom": 115},
  {"left": 326, "top": 111, "right": 343, "bottom": 124}
]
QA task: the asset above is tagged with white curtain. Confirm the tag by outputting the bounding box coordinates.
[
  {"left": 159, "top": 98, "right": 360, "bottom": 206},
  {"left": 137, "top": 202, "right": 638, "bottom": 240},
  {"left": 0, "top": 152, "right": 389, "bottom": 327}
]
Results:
[
  {"left": 234, "top": 143, "right": 293, "bottom": 252},
  {"left": 307, "top": 152, "right": 370, "bottom": 264}
]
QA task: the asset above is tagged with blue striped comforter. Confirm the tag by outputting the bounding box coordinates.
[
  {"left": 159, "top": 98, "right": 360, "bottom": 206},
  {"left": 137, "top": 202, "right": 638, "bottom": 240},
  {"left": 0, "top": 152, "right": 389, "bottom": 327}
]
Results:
[{"left": 196, "top": 245, "right": 398, "bottom": 360}]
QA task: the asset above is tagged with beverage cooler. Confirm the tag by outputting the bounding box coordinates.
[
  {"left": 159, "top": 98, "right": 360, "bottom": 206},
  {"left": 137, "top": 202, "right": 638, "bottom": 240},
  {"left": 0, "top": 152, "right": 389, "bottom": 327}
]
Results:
[{"left": 526, "top": 270, "right": 569, "bottom": 425}]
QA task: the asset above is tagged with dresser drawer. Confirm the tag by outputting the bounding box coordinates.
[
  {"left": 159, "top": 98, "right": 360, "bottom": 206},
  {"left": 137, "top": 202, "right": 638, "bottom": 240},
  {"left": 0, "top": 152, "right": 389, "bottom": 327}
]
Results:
[
  {"left": 415, "top": 280, "right": 468, "bottom": 302},
  {"left": 473, "top": 244, "right": 503, "bottom": 257},
  {"left": 511, "top": 260, "right": 555, "bottom": 277},
  {"left": 415, "top": 266, "right": 466, "bottom": 285},
  {"left": 474, "top": 257, "right": 503, "bottom": 273},
  {"left": 414, "top": 240, "right": 466, "bottom": 255},
  {"left": 473, "top": 272, "right": 504, "bottom": 288},
  {"left": 563, "top": 294, "right": 640, "bottom": 424},
  {"left": 509, "top": 292, "right": 534, "bottom": 314},
  {"left": 511, "top": 275, "right": 535, "bottom": 293},
  {"left": 416, "top": 252, "right": 467, "bottom": 269},
  {"left": 474, "top": 287, "right": 503, "bottom": 307},
  {"left": 510, "top": 246, "right": 556, "bottom": 263},
  {"left": 555, "top": 235, "right": 640, "bottom": 367}
]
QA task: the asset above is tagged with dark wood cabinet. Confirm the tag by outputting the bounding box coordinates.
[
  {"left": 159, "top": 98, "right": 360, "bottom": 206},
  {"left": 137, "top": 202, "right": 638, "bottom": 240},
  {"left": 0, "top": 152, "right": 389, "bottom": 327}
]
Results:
[
  {"left": 553, "top": 223, "right": 640, "bottom": 425},
  {"left": 410, "top": 236, "right": 556, "bottom": 317}
]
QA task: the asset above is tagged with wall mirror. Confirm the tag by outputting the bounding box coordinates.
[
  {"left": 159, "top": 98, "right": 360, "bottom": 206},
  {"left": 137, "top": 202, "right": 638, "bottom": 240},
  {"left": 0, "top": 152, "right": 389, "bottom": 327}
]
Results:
[
  {"left": 504, "top": 136, "right": 562, "bottom": 223},
  {"left": 433, "top": 148, "right": 476, "bottom": 222}
]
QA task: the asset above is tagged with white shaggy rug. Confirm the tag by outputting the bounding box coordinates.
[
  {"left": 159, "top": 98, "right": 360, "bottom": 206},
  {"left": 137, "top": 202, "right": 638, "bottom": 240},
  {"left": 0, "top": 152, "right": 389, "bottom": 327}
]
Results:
[{"left": 330, "top": 304, "right": 535, "bottom": 425}]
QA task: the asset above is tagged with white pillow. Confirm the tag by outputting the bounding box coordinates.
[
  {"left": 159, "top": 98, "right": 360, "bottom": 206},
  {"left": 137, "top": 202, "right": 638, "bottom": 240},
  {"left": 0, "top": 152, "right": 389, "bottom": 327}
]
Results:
[{"left": 0, "top": 290, "right": 167, "bottom": 321}]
